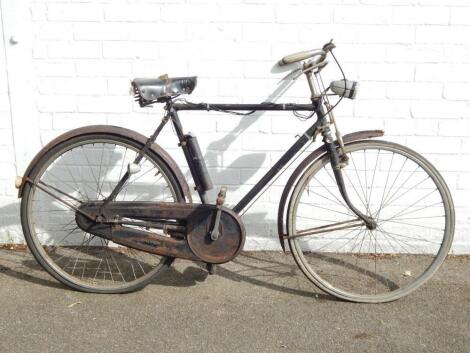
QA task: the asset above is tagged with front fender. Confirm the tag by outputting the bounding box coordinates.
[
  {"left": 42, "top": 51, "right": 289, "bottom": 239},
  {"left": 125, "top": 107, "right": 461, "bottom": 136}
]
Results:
[
  {"left": 277, "top": 129, "right": 384, "bottom": 251},
  {"left": 17, "top": 125, "right": 192, "bottom": 203}
]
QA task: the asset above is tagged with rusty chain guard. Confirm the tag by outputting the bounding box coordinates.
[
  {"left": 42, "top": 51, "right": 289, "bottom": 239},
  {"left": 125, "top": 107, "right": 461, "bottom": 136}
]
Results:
[{"left": 75, "top": 201, "right": 245, "bottom": 264}]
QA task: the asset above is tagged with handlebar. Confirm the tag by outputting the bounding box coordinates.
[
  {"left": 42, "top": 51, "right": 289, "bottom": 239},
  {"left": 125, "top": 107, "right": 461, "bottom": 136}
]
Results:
[{"left": 278, "top": 40, "right": 336, "bottom": 66}]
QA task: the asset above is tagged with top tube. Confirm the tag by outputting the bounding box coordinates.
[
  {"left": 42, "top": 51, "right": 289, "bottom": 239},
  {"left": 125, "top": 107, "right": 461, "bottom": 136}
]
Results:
[{"left": 172, "top": 102, "right": 315, "bottom": 112}]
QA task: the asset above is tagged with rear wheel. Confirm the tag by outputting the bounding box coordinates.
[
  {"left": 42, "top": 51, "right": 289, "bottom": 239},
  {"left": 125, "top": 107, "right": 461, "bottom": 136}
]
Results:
[
  {"left": 21, "top": 133, "right": 185, "bottom": 293},
  {"left": 287, "top": 140, "right": 454, "bottom": 303}
]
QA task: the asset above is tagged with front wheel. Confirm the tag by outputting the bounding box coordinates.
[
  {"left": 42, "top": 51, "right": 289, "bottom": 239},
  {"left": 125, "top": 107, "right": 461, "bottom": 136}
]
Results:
[
  {"left": 287, "top": 140, "right": 454, "bottom": 303},
  {"left": 21, "top": 133, "right": 186, "bottom": 293}
]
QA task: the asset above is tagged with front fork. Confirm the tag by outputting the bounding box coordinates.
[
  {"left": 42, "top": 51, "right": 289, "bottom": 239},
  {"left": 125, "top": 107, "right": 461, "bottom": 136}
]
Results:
[{"left": 321, "top": 126, "right": 377, "bottom": 230}]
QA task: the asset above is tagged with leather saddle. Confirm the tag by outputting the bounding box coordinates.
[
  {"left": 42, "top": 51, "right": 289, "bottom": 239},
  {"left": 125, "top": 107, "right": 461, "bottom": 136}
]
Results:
[{"left": 132, "top": 75, "right": 197, "bottom": 106}]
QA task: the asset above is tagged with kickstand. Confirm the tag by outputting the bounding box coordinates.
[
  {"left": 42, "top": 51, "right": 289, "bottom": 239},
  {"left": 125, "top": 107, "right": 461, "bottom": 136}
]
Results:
[{"left": 206, "top": 263, "right": 216, "bottom": 275}]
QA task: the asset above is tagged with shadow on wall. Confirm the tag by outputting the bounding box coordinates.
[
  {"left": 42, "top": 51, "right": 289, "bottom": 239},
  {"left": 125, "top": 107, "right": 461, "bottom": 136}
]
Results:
[
  {"left": 191, "top": 63, "right": 303, "bottom": 246},
  {"left": 0, "top": 61, "right": 303, "bottom": 249},
  {"left": 0, "top": 202, "right": 21, "bottom": 243}
]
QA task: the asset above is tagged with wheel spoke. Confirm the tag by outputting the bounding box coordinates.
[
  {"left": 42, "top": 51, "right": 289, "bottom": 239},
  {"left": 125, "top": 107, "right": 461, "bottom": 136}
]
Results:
[
  {"left": 348, "top": 152, "right": 369, "bottom": 213},
  {"left": 376, "top": 152, "right": 395, "bottom": 219},
  {"left": 377, "top": 156, "right": 409, "bottom": 216}
]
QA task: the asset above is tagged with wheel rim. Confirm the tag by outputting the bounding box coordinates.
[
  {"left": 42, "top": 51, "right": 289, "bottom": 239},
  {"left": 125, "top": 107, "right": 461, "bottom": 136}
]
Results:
[
  {"left": 25, "top": 137, "right": 179, "bottom": 291},
  {"left": 289, "top": 141, "right": 453, "bottom": 302}
]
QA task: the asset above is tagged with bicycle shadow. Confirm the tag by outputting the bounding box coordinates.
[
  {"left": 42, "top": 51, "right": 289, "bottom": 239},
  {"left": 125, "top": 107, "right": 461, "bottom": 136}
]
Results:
[
  {"left": 0, "top": 249, "right": 66, "bottom": 290},
  {"left": 0, "top": 248, "right": 337, "bottom": 301},
  {"left": 0, "top": 61, "right": 301, "bottom": 244},
  {"left": 186, "top": 63, "right": 303, "bottom": 248},
  {"left": 211, "top": 252, "right": 338, "bottom": 301},
  {"left": 0, "top": 60, "right": 334, "bottom": 297},
  {"left": 154, "top": 252, "right": 338, "bottom": 301},
  {"left": 201, "top": 62, "right": 300, "bottom": 196}
]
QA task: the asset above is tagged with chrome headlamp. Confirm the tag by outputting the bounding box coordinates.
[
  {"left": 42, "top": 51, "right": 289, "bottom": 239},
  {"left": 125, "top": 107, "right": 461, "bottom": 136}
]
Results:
[{"left": 330, "top": 79, "right": 359, "bottom": 99}]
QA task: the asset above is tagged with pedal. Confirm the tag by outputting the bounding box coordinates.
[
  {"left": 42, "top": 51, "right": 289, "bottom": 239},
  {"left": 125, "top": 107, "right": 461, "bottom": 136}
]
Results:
[
  {"left": 206, "top": 263, "right": 216, "bottom": 275},
  {"left": 209, "top": 186, "right": 227, "bottom": 241}
]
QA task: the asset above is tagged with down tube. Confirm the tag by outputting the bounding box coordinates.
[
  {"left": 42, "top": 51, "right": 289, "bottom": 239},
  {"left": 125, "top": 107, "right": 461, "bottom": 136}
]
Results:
[{"left": 232, "top": 123, "right": 319, "bottom": 214}]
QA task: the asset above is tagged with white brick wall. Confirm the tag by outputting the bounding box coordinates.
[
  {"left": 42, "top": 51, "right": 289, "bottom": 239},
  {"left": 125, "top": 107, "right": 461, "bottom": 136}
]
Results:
[{"left": 0, "top": 0, "right": 469, "bottom": 253}]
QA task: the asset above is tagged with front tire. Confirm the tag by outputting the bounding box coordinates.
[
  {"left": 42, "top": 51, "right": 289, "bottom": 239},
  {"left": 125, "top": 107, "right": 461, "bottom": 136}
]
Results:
[{"left": 287, "top": 140, "right": 454, "bottom": 303}]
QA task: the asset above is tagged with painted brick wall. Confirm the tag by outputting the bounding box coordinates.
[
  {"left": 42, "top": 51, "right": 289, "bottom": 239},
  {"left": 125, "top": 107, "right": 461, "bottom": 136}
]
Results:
[
  {"left": 0, "top": 0, "right": 469, "bottom": 252},
  {"left": 0, "top": 13, "right": 17, "bottom": 243}
]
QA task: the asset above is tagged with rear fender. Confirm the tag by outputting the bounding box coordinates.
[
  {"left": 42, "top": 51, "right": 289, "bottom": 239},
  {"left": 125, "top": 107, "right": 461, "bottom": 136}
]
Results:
[
  {"left": 277, "top": 129, "right": 384, "bottom": 251},
  {"left": 17, "top": 125, "right": 192, "bottom": 203}
]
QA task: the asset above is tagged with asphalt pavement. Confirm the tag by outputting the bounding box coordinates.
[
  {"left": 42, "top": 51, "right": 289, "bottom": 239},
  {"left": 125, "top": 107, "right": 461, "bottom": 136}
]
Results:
[{"left": 0, "top": 249, "right": 468, "bottom": 353}]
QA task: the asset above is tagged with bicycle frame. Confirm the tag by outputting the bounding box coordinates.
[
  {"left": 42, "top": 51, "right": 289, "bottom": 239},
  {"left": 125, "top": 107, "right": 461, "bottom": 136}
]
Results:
[
  {"left": 17, "top": 39, "right": 455, "bottom": 301},
  {"left": 18, "top": 48, "right": 376, "bottom": 257},
  {"left": 168, "top": 101, "right": 327, "bottom": 213},
  {"left": 106, "top": 69, "right": 376, "bottom": 230}
]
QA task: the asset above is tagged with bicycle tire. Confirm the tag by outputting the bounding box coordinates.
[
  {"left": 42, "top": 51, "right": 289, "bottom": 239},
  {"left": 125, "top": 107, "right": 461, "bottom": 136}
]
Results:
[
  {"left": 287, "top": 140, "right": 454, "bottom": 303},
  {"left": 21, "top": 133, "right": 186, "bottom": 293}
]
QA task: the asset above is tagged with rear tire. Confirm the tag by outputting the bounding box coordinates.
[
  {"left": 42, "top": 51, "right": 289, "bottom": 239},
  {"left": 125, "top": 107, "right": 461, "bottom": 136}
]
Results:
[{"left": 21, "top": 133, "right": 186, "bottom": 293}]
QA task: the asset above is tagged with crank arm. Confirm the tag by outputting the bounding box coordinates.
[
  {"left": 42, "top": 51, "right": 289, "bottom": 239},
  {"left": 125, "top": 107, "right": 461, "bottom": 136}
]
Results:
[
  {"left": 209, "top": 186, "right": 227, "bottom": 241},
  {"left": 283, "top": 219, "right": 364, "bottom": 240}
]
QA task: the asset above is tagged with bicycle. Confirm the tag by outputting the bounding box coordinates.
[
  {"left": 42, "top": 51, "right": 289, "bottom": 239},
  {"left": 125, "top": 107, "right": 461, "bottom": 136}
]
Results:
[{"left": 16, "top": 40, "right": 454, "bottom": 303}]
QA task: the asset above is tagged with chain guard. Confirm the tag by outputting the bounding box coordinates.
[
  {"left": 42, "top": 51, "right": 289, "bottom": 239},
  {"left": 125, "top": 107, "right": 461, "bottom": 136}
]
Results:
[{"left": 75, "top": 201, "right": 245, "bottom": 264}]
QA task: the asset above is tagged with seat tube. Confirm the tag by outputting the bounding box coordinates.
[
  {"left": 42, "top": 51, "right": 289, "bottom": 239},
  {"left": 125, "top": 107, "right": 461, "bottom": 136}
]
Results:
[{"left": 102, "top": 110, "right": 170, "bottom": 207}]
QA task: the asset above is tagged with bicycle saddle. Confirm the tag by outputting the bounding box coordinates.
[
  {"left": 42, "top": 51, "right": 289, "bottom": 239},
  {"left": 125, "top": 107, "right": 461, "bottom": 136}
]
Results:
[{"left": 132, "top": 75, "right": 197, "bottom": 106}]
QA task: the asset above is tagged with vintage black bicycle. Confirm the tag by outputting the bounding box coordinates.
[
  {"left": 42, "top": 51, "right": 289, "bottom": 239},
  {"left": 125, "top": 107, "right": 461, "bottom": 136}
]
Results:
[{"left": 17, "top": 41, "right": 454, "bottom": 303}]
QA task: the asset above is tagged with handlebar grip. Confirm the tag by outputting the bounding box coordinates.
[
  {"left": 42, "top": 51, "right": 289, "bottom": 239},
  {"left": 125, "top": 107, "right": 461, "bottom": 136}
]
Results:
[{"left": 278, "top": 49, "right": 325, "bottom": 66}]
